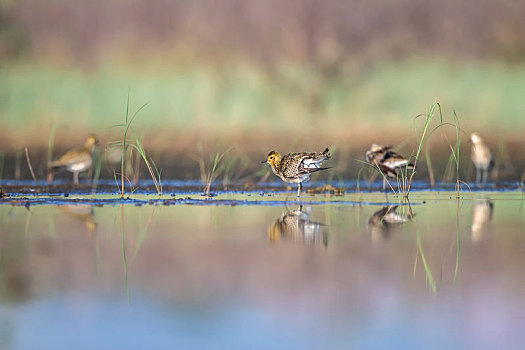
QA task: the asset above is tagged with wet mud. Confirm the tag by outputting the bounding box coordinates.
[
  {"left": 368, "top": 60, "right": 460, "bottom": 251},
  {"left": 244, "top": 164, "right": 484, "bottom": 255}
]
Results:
[{"left": 0, "top": 180, "right": 522, "bottom": 207}]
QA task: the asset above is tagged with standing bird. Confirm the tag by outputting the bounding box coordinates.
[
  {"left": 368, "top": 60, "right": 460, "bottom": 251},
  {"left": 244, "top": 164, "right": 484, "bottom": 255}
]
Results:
[
  {"left": 262, "top": 148, "right": 331, "bottom": 197},
  {"left": 48, "top": 135, "right": 99, "bottom": 185},
  {"left": 470, "top": 132, "right": 493, "bottom": 183},
  {"left": 365, "top": 144, "right": 414, "bottom": 189}
]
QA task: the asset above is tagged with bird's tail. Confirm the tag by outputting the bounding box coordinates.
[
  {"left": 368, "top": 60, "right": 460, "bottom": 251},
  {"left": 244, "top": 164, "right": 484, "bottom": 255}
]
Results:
[
  {"left": 306, "top": 167, "right": 332, "bottom": 174},
  {"left": 314, "top": 148, "right": 331, "bottom": 162}
]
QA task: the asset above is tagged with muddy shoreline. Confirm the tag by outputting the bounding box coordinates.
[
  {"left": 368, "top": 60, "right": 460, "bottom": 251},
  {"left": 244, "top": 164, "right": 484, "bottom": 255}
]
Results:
[{"left": 0, "top": 180, "right": 522, "bottom": 207}]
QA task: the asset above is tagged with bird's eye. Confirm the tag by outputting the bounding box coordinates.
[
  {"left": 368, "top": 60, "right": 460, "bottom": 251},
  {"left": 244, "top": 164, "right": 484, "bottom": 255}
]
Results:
[{"left": 269, "top": 156, "right": 273, "bottom": 159}]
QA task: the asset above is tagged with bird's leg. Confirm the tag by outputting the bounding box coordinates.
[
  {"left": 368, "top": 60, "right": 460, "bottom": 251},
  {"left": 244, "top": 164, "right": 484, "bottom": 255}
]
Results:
[
  {"left": 297, "top": 182, "right": 302, "bottom": 198},
  {"left": 73, "top": 171, "right": 79, "bottom": 185},
  {"left": 47, "top": 171, "right": 54, "bottom": 184},
  {"left": 475, "top": 168, "right": 480, "bottom": 184},
  {"left": 382, "top": 178, "right": 386, "bottom": 191},
  {"left": 482, "top": 168, "right": 488, "bottom": 184}
]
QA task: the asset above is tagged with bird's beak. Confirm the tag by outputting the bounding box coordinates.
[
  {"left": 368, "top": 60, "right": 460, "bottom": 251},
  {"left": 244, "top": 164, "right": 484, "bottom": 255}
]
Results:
[{"left": 261, "top": 159, "right": 267, "bottom": 164}]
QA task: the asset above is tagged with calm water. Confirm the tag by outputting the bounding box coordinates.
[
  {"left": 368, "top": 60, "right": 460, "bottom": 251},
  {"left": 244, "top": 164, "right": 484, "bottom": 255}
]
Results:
[{"left": 0, "top": 190, "right": 524, "bottom": 349}]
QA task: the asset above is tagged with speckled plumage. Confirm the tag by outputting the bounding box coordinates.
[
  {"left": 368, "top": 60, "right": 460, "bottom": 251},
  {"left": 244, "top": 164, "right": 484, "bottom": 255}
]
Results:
[{"left": 262, "top": 148, "right": 331, "bottom": 197}]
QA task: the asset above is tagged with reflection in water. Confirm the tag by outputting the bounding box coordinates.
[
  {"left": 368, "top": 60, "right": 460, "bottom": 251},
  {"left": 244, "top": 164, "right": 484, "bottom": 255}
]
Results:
[
  {"left": 57, "top": 205, "right": 97, "bottom": 233},
  {"left": 268, "top": 206, "right": 328, "bottom": 246},
  {"left": 368, "top": 205, "right": 414, "bottom": 242},
  {"left": 0, "top": 198, "right": 523, "bottom": 348},
  {"left": 471, "top": 199, "right": 494, "bottom": 243}
]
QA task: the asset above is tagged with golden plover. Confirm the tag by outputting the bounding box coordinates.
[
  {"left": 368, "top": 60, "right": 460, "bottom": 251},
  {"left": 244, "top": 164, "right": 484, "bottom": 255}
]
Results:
[
  {"left": 262, "top": 148, "right": 331, "bottom": 197},
  {"left": 365, "top": 144, "right": 414, "bottom": 189},
  {"left": 48, "top": 135, "right": 99, "bottom": 185},
  {"left": 470, "top": 132, "right": 493, "bottom": 183}
]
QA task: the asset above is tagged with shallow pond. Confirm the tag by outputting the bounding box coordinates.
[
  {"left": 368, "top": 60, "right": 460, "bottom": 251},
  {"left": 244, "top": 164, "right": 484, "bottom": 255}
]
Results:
[{"left": 0, "top": 184, "right": 524, "bottom": 349}]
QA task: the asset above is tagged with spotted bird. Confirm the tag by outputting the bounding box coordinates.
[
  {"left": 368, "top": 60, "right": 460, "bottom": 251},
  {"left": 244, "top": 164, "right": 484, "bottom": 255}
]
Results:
[{"left": 262, "top": 148, "right": 331, "bottom": 197}]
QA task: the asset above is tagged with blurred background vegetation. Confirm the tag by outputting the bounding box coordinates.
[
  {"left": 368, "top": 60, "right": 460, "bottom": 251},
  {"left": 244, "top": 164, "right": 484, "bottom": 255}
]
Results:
[{"left": 0, "top": 0, "right": 524, "bottom": 179}]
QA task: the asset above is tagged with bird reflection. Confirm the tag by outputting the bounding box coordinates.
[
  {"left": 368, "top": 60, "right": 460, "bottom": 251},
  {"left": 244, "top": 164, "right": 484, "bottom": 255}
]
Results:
[
  {"left": 57, "top": 205, "right": 97, "bottom": 233},
  {"left": 471, "top": 199, "right": 494, "bottom": 243},
  {"left": 368, "top": 205, "right": 414, "bottom": 242},
  {"left": 268, "top": 206, "right": 328, "bottom": 246}
]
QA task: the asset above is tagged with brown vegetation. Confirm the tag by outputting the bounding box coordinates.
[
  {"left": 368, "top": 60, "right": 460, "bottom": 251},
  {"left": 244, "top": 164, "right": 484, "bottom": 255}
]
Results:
[{"left": 2, "top": 0, "right": 524, "bottom": 66}]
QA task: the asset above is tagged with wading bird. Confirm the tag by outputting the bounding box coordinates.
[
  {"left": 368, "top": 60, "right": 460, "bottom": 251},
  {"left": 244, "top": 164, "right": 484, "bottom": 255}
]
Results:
[
  {"left": 262, "top": 148, "right": 331, "bottom": 197},
  {"left": 470, "top": 132, "right": 493, "bottom": 183},
  {"left": 365, "top": 144, "right": 414, "bottom": 190},
  {"left": 48, "top": 135, "right": 99, "bottom": 185}
]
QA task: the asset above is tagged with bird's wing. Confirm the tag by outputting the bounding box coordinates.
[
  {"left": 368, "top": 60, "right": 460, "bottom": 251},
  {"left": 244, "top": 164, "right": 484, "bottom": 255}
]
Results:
[
  {"left": 367, "top": 146, "right": 393, "bottom": 163},
  {"left": 297, "top": 152, "right": 331, "bottom": 175},
  {"left": 48, "top": 148, "right": 90, "bottom": 168},
  {"left": 383, "top": 151, "right": 413, "bottom": 169}
]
